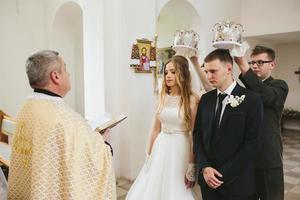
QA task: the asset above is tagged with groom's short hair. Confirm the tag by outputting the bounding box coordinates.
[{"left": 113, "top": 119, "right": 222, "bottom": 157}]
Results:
[{"left": 204, "top": 49, "right": 233, "bottom": 65}]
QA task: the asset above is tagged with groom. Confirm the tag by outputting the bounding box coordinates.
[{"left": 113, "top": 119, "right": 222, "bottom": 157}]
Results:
[{"left": 193, "top": 49, "right": 263, "bottom": 200}]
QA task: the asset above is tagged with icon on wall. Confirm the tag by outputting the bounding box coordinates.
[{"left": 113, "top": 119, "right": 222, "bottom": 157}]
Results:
[
  {"left": 130, "top": 38, "right": 156, "bottom": 73},
  {"left": 156, "top": 47, "right": 176, "bottom": 76}
]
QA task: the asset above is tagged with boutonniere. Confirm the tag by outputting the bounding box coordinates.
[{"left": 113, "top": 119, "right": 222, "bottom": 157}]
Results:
[{"left": 226, "top": 95, "right": 245, "bottom": 108}]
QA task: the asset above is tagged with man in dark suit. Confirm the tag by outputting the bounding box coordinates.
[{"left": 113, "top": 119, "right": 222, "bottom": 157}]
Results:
[
  {"left": 193, "top": 49, "right": 263, "bottom": 200},
  {"left": 234, "top": 46, "right": 289, "bottom": 200}
]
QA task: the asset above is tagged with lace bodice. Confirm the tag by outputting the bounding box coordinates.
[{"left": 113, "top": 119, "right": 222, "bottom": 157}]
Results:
[{"left": 158, "top": 95, "right": 188, "bottom": 134}]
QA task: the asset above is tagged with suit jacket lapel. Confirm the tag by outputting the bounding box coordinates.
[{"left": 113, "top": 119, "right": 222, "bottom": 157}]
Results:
[
  {"left": 219, "top": 84, "right": 242, "bottom": 128},
  {"left": 204, "top": 90, "right": 217, "bottom": 150}
]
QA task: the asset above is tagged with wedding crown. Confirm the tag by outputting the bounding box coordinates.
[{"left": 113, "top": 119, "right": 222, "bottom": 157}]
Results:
[
  {"left": 173, "top": 30, "right": 200, "bottom": 49},
  {"left": 172, "top": 30, "right": 200, "bottom": 57},
  {"left": 212, "top": 21, "right": 244, "bottom": 49}
]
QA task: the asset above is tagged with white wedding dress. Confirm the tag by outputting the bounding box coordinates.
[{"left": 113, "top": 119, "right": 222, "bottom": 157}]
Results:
[{"left": 126, "top": 95, "right": 202, "bottom": 200}]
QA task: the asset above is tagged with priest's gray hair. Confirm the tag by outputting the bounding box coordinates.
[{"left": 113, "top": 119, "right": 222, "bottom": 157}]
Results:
[{"left": 26, "top": 50, "right": 62, "bottom": 88}]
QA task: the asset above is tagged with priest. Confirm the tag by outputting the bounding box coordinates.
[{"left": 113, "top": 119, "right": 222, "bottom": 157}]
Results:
[{"left": 8, "top": 50, "right": 116, "bottom": 200}]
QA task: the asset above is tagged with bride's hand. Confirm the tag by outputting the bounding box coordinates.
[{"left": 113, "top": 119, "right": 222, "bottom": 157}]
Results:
[
  {"left": 184, "top": 176, "right": 195, "bottom": 189},
  {"left": 185, "top": 163, "right": 196, "bottom": 188}
]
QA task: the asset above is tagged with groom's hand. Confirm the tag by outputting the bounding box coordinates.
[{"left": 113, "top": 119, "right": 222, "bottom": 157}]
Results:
[{"left": 202, "top": 167, "right": 224, "bottom": 189}]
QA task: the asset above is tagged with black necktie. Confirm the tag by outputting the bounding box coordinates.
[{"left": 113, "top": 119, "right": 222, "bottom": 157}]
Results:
[
  {"left": 214, "top": 93, "right": 227, "bottom": 127},
  {"left": 209, "top": 93, "right": 228, "bottom": 158}
]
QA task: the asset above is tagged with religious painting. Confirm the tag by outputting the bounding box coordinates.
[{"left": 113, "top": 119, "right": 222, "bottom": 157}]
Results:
[
  {"left": 156, "top": 47, "right": 176, "bottom": 76},
  {"left": 130, "top": 39, "right": 156, "bottom": 73}
]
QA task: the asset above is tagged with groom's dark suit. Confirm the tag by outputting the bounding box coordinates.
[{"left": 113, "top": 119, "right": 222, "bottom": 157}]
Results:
[{"left": 193, "top": 83, "right": 263, "bottom": 199}]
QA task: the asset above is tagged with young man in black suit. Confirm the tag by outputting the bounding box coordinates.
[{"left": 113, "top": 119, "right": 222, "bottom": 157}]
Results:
[
  {"left": 193, "top": 49, "right": 263, "bottom": 200},
  {"left": 235, "top": 46, "right": 289, "bottom": 200}
]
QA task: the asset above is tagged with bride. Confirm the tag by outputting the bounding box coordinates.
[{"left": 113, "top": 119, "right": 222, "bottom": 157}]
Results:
[{"left": 126, "top": 55, "right": 202, "bottom": 200}]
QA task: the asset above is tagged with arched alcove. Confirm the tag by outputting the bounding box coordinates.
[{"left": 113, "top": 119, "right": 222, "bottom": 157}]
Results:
[
  {"left": 52, "top": 1, "right": 84, "bottom": 115},
  {"left": 156, "top": 0, "right": 205, "bottom": 93}
]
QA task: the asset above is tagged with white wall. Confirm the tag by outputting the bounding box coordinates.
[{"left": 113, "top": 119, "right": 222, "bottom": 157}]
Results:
[
  {"left": 276, "top": 42, "right": 300, "bottom": 111},
  {"left": 103, "top": 0, "right": 157, "bottom": 179},
  {"left": 45, "top": 0, "right": 106, "bottom": 119},
  {"left": 102, "top": 0, "right": 123, "bottom": 177},
  {"left": 51, "top": 2, "right": 84, "bottom": 115},
  {"left": 241, "top": 0, "right": 300, "bottom": 37},
  {"left": 0, "top": 0, "right": 45, "bottom": 116}
]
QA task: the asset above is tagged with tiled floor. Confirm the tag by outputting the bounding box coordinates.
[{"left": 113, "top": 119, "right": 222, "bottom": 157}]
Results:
[
  {"left": 117, "top": 129, "right": 300, "bottom": 200},
  {"left": 282, "top": 129, "right": 300, "bottom": 200},
  {"left": 116, "top": 178, "right": 133, "bottom": 200}
]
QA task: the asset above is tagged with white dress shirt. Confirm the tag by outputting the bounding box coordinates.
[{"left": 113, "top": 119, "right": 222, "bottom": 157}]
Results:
[{"left": 216, "top": 81, "right": 237, "bottom": 124}]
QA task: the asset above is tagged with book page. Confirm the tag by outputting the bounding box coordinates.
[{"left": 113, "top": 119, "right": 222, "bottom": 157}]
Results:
[
  {"left": 95, "top": 114, "right": 127, "bottom": 133},
  {"left": 87, "top": 114, "right": 112, "bottom": 131}
]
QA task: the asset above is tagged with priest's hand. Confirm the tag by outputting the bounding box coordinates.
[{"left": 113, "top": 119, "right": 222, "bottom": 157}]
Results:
[
  {"left": 202, "top": 167, "right": 223, "bottom": 189},
  {"left": 101, "top": 128, "right": 111, "bottom": 142}
]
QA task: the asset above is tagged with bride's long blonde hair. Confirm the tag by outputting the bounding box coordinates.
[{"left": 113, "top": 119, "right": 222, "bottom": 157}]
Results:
[{"left": 157, "top": 55, "right": 193, "bottom": 132}]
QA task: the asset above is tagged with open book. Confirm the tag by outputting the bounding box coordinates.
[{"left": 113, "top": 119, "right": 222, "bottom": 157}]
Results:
[{"left": 95, "top": 114, "right": 127, "bottom": 134}]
